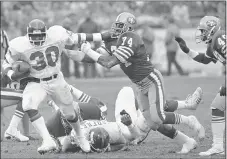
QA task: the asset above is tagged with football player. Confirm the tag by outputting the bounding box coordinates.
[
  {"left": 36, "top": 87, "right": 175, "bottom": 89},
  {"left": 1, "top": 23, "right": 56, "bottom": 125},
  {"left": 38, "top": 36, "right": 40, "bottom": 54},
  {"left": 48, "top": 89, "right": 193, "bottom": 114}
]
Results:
[
  {"left": 1, "top": 29, "right": 30, "bottom": 142},
  {"left": 80, "top": 12, "right": 205, "bottom": 145},
  {"left": 1, "top": 19, "right": 111, "bottom": 153},
  {"left": 1, "top": 31, "right": 109, "bottom": 143},
  {"left": 175, "top": 16, "right": 226, "bottom": 156},
  {"left": 45, "top": 86, "right": 203, "bottom": 154},
  {"left": 1, "top": 22, "right": 109, "bottom": 144}
]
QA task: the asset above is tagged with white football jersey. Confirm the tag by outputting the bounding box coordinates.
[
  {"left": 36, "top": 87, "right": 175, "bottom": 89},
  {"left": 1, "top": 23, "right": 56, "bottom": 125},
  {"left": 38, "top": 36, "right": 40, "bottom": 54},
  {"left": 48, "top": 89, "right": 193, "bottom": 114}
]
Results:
[
  {"left": 4, "top": 25, "right": 78, "bottom": 78},
  {"left": 71, "top": 120, "right": 135, "bottom": 145}
]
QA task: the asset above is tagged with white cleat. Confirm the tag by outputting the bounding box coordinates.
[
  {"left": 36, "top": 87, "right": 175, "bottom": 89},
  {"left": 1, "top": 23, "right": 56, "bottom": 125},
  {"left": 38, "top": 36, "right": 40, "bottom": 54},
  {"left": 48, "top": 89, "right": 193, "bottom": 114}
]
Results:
[
  {"left": 4, "top": 128, "right": 29, "bottom": 142},
  {"left": 37, "top": 138, "right": 57, "bottom": 154},
  {"left": 185, "top": 87, "right": 203, "bottom": 110},
  {"left": 188, "top": 115, "right": 205, "bottom": 140},
  {"left": 77, "top": 136, "right": 91, "bottom": 153},
  {"left": 177, "top": 138, "right": 197, "bottom": 154},
  {"left": 199, "top": 145, "right": 224, "bottom": 156}
]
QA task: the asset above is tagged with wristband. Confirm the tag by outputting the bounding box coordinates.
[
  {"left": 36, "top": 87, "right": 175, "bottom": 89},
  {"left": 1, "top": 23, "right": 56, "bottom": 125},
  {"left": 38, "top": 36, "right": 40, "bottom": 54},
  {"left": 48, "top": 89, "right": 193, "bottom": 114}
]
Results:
[
  {"left": 7, "top": 70, "right": 14, "bottom": 80},
  {"left": 188, "top": 49, "right": 199, "bottom": 58},
  {"left": 86, "top": 49, "right": 101, "bottom": 62}
]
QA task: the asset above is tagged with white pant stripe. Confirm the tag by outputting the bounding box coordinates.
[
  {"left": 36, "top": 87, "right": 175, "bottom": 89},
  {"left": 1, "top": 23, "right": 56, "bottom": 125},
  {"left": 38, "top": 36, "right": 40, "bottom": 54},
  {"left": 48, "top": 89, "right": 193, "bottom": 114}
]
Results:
[{"left": 150, "top": 72, "right": 166, "bottom": 120}]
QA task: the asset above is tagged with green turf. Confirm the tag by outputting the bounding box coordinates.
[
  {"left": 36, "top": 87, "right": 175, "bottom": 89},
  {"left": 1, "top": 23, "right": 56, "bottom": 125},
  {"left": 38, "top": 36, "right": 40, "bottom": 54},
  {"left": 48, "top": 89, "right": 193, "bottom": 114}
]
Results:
[{"left": 1, "top": 76, "right": 225, "bottom": 158}]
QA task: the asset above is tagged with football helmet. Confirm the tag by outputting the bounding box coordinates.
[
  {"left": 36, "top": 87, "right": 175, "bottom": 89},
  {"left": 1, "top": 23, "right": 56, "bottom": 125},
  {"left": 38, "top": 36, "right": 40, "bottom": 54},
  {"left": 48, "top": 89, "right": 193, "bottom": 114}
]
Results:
[
  {"left": 111, "top": 12, "right": 137, "bottom": 37},
  {"left": 27, "top": 19, "right": 47, "bottom": 46},
  {"left": 88, "top": 127, "right": 110, "bottom": 153},
  {"left": 195, "top": 16, "right": 221, "bottom": 44}
]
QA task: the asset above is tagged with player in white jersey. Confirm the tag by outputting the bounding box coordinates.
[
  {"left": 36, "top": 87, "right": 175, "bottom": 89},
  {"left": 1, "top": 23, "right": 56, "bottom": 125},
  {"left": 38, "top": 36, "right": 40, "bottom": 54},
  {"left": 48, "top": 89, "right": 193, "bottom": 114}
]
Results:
[
  {"left": 46, "top": 86, "right": 204, "bottom": 154},
  {"left": 1, "top": 30, "right": 109, "bottom": 143},
  {"left": 2, "top": 19, "right": 98, "bottom": 153}
]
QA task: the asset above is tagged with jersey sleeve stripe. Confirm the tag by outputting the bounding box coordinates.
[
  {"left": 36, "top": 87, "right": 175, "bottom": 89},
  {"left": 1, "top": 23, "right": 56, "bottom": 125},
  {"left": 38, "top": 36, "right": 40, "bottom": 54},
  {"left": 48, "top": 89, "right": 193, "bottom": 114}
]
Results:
[
  {"left": 113, "top": 52, "right": 127, "bottom": 63},
  {"left": 80, "top": 33, "right": 87, "bottom": 41},
  {"left": 115, "top": 49, "right": 129, "bottom": 59},
  {"left": 92, "top": 33, "right": 102, "bottom": 41},
  {"left": 118, "top": 46, "right": 134, "bottom": 55},
  {"left": 117, "top": 48, "right": 132, "bottom": 57}
]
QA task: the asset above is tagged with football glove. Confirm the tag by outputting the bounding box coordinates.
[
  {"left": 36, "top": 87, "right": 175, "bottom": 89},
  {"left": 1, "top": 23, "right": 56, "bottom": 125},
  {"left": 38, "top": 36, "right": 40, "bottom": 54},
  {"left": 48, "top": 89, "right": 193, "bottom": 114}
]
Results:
[
  {"left": 175, "top": 37, "right": 190, "bottom": 53},
  {"left": 220, "top": 85, "right": 226, "bottom": 96},
  {"left": 120, "top": 110, "right": 132, "bottom": 126}
]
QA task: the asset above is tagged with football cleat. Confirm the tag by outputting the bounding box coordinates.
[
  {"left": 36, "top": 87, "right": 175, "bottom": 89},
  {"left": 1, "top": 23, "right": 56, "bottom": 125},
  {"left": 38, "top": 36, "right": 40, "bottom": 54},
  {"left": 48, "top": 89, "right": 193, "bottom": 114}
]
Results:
[
  {"left": 185, "top": 87, "right": 203, "bottom": 110},
  {"left": 77, "top": 136, "right": 91, "bottom": 153},
  {"left": 177, "top": 138, "right": 197, "bottom": 154},
  {"left": 188, "top": 116, "right": 205, "bottom": 140},
  {"left": 4, "top": 128, "right": 29, "bottom": 142},
  {"left": 37, "top": 138, "right": 57, "bottom": 154},
  {"left": 199, "top": 145, "right": 224, "bottom": 156}
]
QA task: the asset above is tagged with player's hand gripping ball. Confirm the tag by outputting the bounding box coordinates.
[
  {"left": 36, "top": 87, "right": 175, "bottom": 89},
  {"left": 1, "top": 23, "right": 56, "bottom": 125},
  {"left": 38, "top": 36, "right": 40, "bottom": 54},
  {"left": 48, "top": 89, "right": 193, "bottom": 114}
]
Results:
[
  {"left": 11, "top": 61, "right": 30, "bottom": 81},
  {"left": 12, "top": 61, "right": 30, "bottom": 73}
]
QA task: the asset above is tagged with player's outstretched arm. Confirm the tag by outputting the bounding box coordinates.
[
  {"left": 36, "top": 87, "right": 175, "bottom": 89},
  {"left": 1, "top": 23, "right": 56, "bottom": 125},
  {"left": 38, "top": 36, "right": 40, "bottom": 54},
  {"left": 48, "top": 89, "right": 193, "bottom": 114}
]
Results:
[
  {"left": 81, "top": 42, "right": 120, "bottom": 68},
  {"left": 77, "top": 31, "right": 111, "bottom": 42},
  {"left": 63, "top": 49, "right": 95, "bottom": 63},
  {"left": 175, "top": 37, "right": 212, "bottom": 64}
]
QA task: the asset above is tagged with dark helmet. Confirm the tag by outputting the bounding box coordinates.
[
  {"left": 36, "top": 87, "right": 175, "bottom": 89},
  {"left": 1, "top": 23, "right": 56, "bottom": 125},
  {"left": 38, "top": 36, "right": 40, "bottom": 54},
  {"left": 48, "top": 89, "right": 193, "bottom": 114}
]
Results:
[
  {"left": 88, "top": 127, "right": 110, "bottom": 152},
  {"left": 27, "top": 19, "right": 47, "bottom": 46},
  {"left": 111, "top": 12, "right": 137, "bottom": 37}
]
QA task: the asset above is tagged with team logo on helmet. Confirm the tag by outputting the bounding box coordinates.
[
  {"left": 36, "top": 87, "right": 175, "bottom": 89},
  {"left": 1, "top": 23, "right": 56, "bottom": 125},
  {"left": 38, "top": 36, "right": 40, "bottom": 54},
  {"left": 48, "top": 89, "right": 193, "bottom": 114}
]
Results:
[
  {"left": 206, "top": 20, "right": 217, "bottom": 27},
  {"left": 127, "top": 17, "right": 136, "bottom": 25}
]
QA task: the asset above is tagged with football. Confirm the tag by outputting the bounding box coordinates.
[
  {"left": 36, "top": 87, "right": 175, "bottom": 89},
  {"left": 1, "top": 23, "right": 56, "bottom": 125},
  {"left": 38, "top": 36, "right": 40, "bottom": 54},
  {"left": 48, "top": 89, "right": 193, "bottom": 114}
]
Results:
[{"left": 12, "top": 61, "right": 30, "bottom": 73}]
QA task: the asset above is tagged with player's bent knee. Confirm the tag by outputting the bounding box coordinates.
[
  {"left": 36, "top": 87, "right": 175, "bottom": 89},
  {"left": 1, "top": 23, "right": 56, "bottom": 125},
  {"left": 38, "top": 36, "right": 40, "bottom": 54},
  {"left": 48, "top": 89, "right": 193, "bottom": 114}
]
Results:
[{"left": 26, "top": 109, "right": 41, "bottom": 122}]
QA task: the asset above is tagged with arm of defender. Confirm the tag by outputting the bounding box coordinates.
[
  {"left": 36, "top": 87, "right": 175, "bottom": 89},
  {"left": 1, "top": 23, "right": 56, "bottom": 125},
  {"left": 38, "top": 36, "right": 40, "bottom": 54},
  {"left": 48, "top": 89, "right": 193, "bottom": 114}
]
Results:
[
  {"left": 81, "top": 42, "right": 121, "bottom": 69},
  {"left": 63, "top": 49, "right": 95, "bottom": 63},
  {"left": 175, "top": 37, "right": 213, "bottom": 64}
]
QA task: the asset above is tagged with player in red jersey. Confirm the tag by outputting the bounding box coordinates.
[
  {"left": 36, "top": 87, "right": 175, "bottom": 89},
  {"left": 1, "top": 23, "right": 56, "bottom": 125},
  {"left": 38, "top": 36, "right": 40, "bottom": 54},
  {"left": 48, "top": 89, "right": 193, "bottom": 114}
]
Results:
[
  {"left": 80, "top": 12, "right": 205, "bottom": 152},
  {"left": 175, "top": 16, "right": 226, "bottom": 156}
]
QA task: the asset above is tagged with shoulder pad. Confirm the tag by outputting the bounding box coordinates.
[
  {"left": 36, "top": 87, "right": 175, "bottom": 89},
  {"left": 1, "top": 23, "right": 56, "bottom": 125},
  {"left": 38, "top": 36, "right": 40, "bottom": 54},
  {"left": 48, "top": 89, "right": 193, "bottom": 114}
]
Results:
[
  {"left": 47, "top": 25, "right": 67, "bottom": 41},
  {"left": 9, "top": 36, "right": 30, "bottom": 54}
]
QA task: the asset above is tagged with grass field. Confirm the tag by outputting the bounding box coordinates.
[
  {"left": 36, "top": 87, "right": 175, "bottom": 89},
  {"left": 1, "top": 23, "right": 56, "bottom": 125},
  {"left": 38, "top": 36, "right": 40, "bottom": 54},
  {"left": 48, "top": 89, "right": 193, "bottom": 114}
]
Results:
[{"left": 1, "top": 76, "right": 226, "bottom": 159}]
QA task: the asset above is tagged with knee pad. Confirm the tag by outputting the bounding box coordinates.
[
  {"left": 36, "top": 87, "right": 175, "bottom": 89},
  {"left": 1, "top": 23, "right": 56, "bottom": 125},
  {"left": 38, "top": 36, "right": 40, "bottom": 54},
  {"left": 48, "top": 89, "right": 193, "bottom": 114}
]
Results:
[
  {"left": 212, "top": 108, "right": 224, "bottom": 117},
  {"left": 26, "top": 109, "right": 41, "bottom": 122},
  {"left": 157, "top": 124, "right": 177, "bottom": 139}
]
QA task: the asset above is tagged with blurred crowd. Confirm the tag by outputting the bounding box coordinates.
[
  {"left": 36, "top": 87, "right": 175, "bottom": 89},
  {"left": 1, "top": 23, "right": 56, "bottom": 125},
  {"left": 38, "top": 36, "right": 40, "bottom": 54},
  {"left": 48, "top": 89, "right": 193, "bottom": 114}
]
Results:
[{"left": 1, "top": 1, "right": 226, "bottom": 78}]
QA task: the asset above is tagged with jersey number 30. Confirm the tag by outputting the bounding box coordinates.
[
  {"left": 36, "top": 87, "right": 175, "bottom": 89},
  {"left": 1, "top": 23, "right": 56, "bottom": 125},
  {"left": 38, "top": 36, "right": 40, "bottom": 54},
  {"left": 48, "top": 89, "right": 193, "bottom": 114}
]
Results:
[{"left": 30, "top": 46, "right": 59, "bottom": 71}]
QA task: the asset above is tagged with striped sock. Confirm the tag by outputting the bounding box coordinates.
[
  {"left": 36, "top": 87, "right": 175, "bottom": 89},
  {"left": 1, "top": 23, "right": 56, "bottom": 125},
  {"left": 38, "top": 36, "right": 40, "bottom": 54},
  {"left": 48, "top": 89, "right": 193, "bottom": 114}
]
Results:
[
  {"left": 78, "top": 93, "right": 91, "bottom": 103},
  {"left": 8, "top": 103, "right": 24, "bottom": 130},
  {"left": 174, "top": 113, "right": 190, "bottom": 125},
  {"left": 212, "top": 114, "right": 225, "bottom": 146}
]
